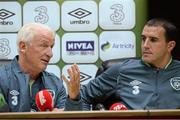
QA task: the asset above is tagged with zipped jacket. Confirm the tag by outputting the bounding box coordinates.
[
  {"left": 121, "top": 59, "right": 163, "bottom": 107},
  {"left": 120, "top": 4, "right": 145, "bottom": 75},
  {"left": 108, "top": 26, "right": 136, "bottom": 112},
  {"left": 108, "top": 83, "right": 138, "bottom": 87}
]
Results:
[
  {"left": 0, "top": 56, "right": 66, "bottom": 112},
  {"left": 80, "top": 59, "right": 180, "bottom": 110}
]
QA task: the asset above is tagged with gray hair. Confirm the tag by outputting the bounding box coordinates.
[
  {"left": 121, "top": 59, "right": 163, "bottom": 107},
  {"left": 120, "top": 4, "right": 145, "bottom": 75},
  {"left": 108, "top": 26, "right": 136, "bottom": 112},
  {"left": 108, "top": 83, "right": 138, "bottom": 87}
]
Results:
[{"left": 17, "top": 23, "right": 55, "bottom": 52}]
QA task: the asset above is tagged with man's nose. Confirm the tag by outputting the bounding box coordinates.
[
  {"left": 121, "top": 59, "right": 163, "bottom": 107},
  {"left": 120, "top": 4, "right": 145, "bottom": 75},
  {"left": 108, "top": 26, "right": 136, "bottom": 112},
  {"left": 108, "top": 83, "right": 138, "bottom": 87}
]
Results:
[
  {"left": 143, "top": 39, "right": 150, "bottom": 48},
  {"left": 46, "top": 47, "right": 53, "bottom": 58}
]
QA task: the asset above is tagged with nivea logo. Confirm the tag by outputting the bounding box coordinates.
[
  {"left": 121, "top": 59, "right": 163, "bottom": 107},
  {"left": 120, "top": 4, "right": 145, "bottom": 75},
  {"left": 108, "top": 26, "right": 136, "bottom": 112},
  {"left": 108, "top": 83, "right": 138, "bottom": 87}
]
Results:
[{"left": 66, "top": 41, "right": 94, "bottom": 51}]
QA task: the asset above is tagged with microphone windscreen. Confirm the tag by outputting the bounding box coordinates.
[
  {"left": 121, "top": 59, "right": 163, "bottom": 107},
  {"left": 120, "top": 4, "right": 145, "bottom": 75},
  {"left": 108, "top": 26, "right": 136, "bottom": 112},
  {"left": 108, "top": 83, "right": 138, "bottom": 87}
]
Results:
[
  {"left": 109, "top": 102, "right": 128, "bottom": 111},
  {"left": 35, "top": 89, "right": 53, "bottom": 111}
]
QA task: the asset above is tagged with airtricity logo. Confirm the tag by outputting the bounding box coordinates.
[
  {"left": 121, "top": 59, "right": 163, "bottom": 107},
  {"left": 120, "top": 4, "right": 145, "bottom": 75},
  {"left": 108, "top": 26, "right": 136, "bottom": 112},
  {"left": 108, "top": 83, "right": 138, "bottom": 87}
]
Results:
[
  {"left": 66, "top": 41, "right": 94, "bottom": 51},
  {"left": 0, "top": 9, "right": 15, "bottom": 20},
  {"left": 101, "top": 41, "right": 111, "bottom": 51},
  {"left": 68, "top": 8, "right": 91, "bottom": 19},
  {"left": 101, "top": 41, "right": 134, "bottom": 51}
]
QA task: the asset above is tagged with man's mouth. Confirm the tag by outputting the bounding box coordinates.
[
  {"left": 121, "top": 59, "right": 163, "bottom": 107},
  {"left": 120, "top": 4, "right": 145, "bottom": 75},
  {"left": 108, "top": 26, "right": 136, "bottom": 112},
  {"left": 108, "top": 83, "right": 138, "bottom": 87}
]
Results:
[
  {"left": 41, "top": 59, "right": 49, "bottom": 64},
  {"left": 143, "top": 51, "right": 152, "bottom": 55}
]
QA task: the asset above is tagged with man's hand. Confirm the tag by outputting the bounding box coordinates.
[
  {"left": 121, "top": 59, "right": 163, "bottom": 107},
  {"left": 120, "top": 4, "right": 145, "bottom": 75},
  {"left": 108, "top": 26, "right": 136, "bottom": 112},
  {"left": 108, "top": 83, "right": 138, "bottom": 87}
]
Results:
[{"left": 62, "top": 64, "right": 80, "bottom": 100}]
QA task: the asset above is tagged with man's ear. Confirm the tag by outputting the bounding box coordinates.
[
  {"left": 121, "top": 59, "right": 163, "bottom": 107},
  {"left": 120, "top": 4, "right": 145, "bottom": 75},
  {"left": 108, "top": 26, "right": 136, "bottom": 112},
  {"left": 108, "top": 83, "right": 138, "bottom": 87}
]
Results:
[
  {"left": 168, "top": 41, "right": 176, "bottom": 51},
  {"left": 19, "top": 41, "right": 26, "bottom": 53}
]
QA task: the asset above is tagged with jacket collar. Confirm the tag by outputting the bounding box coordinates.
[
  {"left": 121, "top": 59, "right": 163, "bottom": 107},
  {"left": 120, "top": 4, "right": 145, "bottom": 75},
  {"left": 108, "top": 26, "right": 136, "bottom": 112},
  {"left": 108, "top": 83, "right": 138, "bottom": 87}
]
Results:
[{"left": 141, "top": 57, "right": 172, "bottom": 70}]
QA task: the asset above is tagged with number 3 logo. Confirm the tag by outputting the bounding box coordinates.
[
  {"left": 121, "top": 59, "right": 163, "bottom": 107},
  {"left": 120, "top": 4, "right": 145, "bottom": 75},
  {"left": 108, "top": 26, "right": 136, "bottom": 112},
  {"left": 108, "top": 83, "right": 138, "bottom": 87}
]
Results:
[
  {"left": 132, "top": 86, "right": 140, "bottom": 95},
  {"left": 11, "top": 96, "right": 18, "bottom": 106}
]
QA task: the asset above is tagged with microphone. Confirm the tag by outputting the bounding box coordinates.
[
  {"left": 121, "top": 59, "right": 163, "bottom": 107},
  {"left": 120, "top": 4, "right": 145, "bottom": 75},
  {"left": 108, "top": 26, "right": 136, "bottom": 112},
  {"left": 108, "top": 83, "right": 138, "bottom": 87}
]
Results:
[
  {"left": 109, "top": 102, "right": 128, "bottom": 111},
  {"left": 94, "top": 103, "right": 106, "bottom": 111},
  {"left": 35, "top": 89, "right": 54, "bottom": 111}
]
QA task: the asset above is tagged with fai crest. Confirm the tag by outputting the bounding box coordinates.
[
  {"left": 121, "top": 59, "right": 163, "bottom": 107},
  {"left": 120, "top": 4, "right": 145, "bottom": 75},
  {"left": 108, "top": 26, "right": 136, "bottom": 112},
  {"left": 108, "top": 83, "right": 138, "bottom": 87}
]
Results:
[{"left": 170, "top": 77, "right": 180, "bottom": 90}]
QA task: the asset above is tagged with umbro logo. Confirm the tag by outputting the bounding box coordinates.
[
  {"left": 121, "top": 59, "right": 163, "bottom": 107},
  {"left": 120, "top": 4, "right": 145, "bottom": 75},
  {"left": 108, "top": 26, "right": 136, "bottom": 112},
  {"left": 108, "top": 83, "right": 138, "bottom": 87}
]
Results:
[
  {"left": 67, "top": 72, "right": 92, "bottom": 82},
  {"left": 10, "top": 90, "right": 19, "bottom": 96},
  {"left": 0, "top": 9, "right": 15, "bottom": 20},
  {"left": 68, "top": 8, "right": 91, "bottom": 19},
  {"left": 80, "top": 72, "right": 92, "bottom": 82}
]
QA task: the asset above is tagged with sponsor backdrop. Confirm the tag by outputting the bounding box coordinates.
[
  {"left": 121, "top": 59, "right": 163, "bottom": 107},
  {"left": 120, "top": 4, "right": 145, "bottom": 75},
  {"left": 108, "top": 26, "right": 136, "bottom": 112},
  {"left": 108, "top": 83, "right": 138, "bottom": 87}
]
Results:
[{"left": 0, "top": 0, "right": 147, "bottom": 91}]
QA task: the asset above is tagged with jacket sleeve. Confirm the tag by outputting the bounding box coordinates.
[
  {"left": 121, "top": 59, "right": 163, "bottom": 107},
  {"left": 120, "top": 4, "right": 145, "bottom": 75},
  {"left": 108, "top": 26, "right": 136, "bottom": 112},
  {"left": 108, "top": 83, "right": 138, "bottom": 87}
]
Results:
[
  {"left": 53, "top": 78, "right": 67, "bottom": 109},
  {"left": 64, "top": 95, "right": 82, "bottom": 111},
  {"left": 64, "top": 64, "right": 120, "bottom": 111},
  {"left": 80, "top": 64, "right": 120, "bottom": 110}
]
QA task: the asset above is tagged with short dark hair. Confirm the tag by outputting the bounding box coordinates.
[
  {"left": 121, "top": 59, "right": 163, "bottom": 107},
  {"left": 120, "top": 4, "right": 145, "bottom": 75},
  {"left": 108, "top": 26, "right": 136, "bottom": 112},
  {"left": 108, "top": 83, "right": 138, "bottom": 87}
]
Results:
[{"left": 146, "top": 18, "right": 179, "bottom": 43}]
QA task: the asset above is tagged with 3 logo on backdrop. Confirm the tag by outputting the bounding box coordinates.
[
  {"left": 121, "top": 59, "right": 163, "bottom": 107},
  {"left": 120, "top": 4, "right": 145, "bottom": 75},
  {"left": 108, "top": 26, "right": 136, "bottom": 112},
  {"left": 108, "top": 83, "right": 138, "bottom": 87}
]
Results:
[
  {"left": 99, "top": 0, "right": 135, "bottom": 30},
  {"left": 0, "top": 34, "right": 17, "bottom": 59},
  {"left": 0, "top": 38, "right": 11, "bottom": 58},
  {"left": 23, "top": 1, "right": 60, "bottom": 31},
  {"left": 110, "top": 4, "right": 125, "bottom": 25},
  {"left": 34, "top": 6, "right": 49, "bottom": 24}
]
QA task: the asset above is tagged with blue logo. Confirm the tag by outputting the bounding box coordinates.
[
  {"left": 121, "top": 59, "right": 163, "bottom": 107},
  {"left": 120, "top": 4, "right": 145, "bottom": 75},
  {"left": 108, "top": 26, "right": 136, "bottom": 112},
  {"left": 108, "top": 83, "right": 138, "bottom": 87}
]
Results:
[{"left": 66, "top": 41, "right": 94, "bottom": 51}]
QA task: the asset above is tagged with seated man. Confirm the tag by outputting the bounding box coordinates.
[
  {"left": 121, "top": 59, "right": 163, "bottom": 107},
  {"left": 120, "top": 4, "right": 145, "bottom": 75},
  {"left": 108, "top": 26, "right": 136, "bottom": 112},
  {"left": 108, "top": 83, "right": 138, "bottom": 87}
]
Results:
[
  {"left": 0, "top": 23, "right": 79, "bottom": 112},
  {"left": 63, "top": 18, "right": 180, "bottom": 110}
]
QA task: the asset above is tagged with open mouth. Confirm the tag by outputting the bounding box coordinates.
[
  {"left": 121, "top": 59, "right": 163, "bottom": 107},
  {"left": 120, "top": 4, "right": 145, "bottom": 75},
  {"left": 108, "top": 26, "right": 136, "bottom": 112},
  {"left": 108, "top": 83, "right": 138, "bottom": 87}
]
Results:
[{"left": 41, "top": 59, "right": 49, "bottom": 64}]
